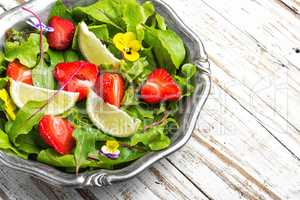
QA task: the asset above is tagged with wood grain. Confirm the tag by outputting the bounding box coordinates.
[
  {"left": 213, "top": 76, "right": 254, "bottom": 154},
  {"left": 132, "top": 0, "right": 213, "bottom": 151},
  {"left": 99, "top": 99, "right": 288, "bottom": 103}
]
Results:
[
  {"left": 277, "top": 0, "right": 300, "bottom": 14},
  {"left": 0, "top": 0, "right": 300, "bottom": 199}
]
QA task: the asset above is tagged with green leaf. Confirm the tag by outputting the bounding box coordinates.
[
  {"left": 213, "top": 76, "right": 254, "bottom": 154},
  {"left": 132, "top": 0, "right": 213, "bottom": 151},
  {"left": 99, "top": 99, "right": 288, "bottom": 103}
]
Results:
[
  {"left": 141, "top": 47, "right": 157, "bottom": 68},
  {"left": 72, "top": 26, "right": 80, "bottom": 50},
  {"left": 89, "top": 24, "right": 110, "bottom": 42},
  {"left": 142, "top": 1, "right": 155, "bottom": 19},
  {"left": 46, "top": 49, "right": 65, "bottom": 68},
  {"left": 182, "top": 63, "right": 197, "bottom": 79},
  {"left": 0, "top": 129, "right": 27, "bottom": 159},
  {"left": 63, "top": 50, "right": 80, "bottom": 62},
  {"left": 4, "top": 33, "right": 49, "bottom": 68},
  {"left": 155, "top": 14, "right": 166, "bottom": 30},
  {"left": 0, "top": 77, "right": 8, "bottom": 89},
  {"left": 8, "top": 101, "right": 45, "bottom": 146},
  {"left": 120, "top": 58, "right": 151, "bottom": 85},
  {"left": 37, "top": 149, "right": 101, "bottom": 168},
  {"left": 48, "top": 0, "right": 72, "bottom": 20},
  {"left": 130, "top": 125, "right": 171, "bottom": 150},
  {"left": 16, "top": 130, "right": 41, "bottom": 154},
  {"left": 144, "top": 27, "right": 186, "bottom": 68},
  {"left": 73, "top": 127, "right": 113, "bottom": 172},
  {"left": 32, "top": 60, "right": 55, "bottom": 89},
  {"left": 90, "top": 147, "right": 145, "bottom": 169},
  {"left": 174, "top": 64, "right": 197, "bottom": 97},
  {"left": 71, "top": 1, "right": 124, "bottom": 31},
  {"left": 121, "top": 86, "right": 139, "bottom": 106}
]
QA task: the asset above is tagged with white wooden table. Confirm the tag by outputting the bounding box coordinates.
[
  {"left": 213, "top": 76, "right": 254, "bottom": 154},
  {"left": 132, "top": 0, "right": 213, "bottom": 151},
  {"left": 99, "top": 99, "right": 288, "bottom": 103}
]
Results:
[{"left": 1, "top": 0, "right": 300, "bottom": 199}]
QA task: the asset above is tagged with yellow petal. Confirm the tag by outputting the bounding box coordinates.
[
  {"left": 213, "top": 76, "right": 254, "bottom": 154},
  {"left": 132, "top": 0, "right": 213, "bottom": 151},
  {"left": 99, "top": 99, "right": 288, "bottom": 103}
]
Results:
[
  {"left": 106, "top": 140, "right": 119, "bottom": 152},
  {"left": 0, "top": 89, "right": 16, "bottom": 120},
  {"left": 124, "top": 51, "right": 140, "bottom": 62},
  {"left": 113, "top": 33, "right": 126, "bottom": 51},
  {"left": 123, "top": 32, "right": 136, "bottom": 42},
  {"left": 129, "top": 40, "right": 141, "bottom": 51}
]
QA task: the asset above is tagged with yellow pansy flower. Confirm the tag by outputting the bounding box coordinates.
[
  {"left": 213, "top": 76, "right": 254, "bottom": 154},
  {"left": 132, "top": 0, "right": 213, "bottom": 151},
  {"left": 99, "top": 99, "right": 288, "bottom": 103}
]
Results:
[
  {"left": 106, "top": 140, "right": 120, "bottom": 153},
  {"left": 0, "top": 89, "right": 16, "bottom": 120},
  {"left": 113, "top": 32, "right": 142, "bottom": 62},
  {"left": 100, "top": 140, "right": 120, "bottom": 159}
]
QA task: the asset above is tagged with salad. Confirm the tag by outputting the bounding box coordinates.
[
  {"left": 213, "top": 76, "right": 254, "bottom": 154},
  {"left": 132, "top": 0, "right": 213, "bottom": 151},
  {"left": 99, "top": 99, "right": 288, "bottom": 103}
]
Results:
[{"left": 0, "top": 0, "right": 197, "bottom": 173}]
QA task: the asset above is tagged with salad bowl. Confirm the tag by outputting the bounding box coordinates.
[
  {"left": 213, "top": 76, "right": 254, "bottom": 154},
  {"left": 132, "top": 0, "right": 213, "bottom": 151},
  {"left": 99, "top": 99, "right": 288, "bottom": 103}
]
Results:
[{"left": 0, "top": 0, "right": 211, "bottom": 187}]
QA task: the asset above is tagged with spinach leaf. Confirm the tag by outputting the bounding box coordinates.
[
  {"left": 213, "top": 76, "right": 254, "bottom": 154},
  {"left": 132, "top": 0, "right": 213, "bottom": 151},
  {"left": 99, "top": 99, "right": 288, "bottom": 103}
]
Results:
[
  {"left": 89, "top": 147, "right": 145, "bottom": 169},
  {"left": 0, "top": 129, "right": 27, "bottom": 159},
  {"left": 8, "top": 101, "right": 45, "bottom": 146},
  {"left": 32, "top": 60, "right": 55, "bottom": 89},
  {"left": 17, "top": 130, "right": 41, "bottom": 154},
  {"left": 141, "top": 47, "right": 157, "bottom": 68},
  {"left": 182, "top": 63, "right": 197, "bottom": 79},
  {"left": 144, "top": 27, "right": 186, "bottom": 69},
  {"left": 63, "top": 50, "right": 80, "bottom": 62},
  {"left": 89, "top": 24, "right": 110, "bottom": 42},
  {"left": 48, "top": 0, "right": 72, "bottom": 20},
  {"left": 155, "top": 14, "right": 166, "bottom": 30},
  {"left": 4, "top": 33, "right": 48, "bottom": 68},
  {"left": 46, "top": 49, "right": 65, "bottom": 68},
  {"left": 0, "top": 77, "right": 8, "bottom": 89},
  {"left": 121, "top": 86, "right": 139, "bottom": 106},
  {"left": 122, "top": 1, "right": 154, "bottom": 40},
  {"left": 71, "top": 1, "right": 124, "bottom": 31},
  {"left": 73, "top": 127, "right": 112, "bottom": 172},
  {"left": 174, "top": 63, "right": 197, "bottom": 97},
  {"left": 131, "top": 125, "right": 171, "bottom": 150},
  {"left": 120, "top": 57, "right": 150, "bottom": 83},
  {"left": 37, "top": 149, "right": 101, "bottom": 168}
]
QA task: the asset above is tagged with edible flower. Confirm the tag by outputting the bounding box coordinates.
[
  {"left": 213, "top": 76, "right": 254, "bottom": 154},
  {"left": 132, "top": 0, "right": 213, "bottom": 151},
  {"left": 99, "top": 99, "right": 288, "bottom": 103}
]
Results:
[
  {"left": 113, "top": 32, "right": 141, "bottom": 62},
  {"left": 100, "top": 140, "right": 120, "bottom": 160},
  {"left": 26, "top": 17, "right": 54, "bottom": 33},
  {"left": 0, "top": 89, "right": 16, "bottom": 120}
]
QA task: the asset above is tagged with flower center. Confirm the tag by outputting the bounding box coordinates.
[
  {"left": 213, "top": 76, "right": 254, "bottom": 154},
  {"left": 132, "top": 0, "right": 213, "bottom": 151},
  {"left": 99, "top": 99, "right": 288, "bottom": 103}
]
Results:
[{"left": 124, "top": 47, "right": 132, "bottom": 54}]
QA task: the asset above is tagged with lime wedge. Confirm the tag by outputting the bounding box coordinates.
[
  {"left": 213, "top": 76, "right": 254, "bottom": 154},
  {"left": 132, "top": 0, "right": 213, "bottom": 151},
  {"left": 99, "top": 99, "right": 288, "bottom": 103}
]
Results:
[
  {"left": 87, "top": 90, "right": 140, "bottom": 137},
  {"left": 10, "top": 80, "right": 79, "bottom": 115},
  {"left": 78, "top": 21, "right": 120, "bottom": 66}
]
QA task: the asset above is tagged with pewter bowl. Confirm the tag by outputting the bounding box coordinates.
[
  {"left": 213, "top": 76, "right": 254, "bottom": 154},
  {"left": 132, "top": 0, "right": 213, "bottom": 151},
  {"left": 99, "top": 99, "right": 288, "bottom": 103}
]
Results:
[{"left": 0, "top": 0, "right": 210, "bottom": 187}]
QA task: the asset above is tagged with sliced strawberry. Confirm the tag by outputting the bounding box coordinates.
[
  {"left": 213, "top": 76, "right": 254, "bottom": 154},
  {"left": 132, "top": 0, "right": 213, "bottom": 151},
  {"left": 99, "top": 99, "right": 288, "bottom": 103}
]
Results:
[
  {"left": 6, "top": 61, "right": 32, "bottom": 85},
  {"left": 38, "top": 115, "right": 75, "bottom": 155},
  {"left": 140, "top": 68, "right": 181, "bottom": 103},
  {"left": 47, "top": 16, "right": 75, "bottom": 50},
  {"left": 54, "top": 61, "right": 99, "bottom": 100},
  {"left": 94, "top": 73, "right": 125, "bottom": 108}
]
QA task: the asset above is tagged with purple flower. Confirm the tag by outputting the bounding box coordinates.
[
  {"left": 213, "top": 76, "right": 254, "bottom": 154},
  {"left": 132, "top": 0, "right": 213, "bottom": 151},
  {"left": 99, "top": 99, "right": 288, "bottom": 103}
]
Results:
[
  {"left": 99, "top": 140, "right": 120, "bottom": 160},
  {"left": 26, "top": 17, "right": 54, "bottom": 32}
]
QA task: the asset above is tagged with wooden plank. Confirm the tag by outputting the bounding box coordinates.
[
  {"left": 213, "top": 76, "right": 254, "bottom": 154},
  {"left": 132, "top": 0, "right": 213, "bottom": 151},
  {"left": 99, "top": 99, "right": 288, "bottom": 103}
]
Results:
[
  {"left": 0, "top": 167, "right": 85, "bottom": 200},
  {"left": 88, "top": 160, "right": 209, "bottom": 200},
  {"left": 167, "top": 79, "right": 300, "bottom": 199},
  {"left": 161, "top": 0, "right": 300, "bottom": 156},
  {"left": 277, "top": 0, "right": 300, "bottom": 14}
]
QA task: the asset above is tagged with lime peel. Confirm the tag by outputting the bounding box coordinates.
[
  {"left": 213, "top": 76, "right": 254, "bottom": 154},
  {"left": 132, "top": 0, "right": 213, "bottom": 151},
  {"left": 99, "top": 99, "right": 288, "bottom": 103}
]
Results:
[
  {"left": 10, "top": 80, "right": 79, "bottom": 115},
  {"left": 78, "top": 21, "right": 120, "bottom": 66},
  {"left": 87, "top": 90, "right": 140, "bottom": 138}
]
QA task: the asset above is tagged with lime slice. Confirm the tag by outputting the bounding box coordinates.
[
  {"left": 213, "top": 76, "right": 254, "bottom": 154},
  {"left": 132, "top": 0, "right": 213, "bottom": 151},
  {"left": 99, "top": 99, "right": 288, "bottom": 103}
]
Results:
[
  {"left": 78, "top": 21, "right": 120, "bottom": 66},
  {"left": 87, "top": 90, "right": 140, "bottom": 137},
  {"left": 10, "top": 80, "right": 79, "bottom": 115}
]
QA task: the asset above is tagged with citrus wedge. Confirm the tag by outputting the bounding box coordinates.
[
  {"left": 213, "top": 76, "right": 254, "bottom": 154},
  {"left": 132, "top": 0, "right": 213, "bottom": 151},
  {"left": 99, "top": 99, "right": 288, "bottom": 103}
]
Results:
[
  {"left": 10, "top": 80, "right": 79, "bottom": 115},
  {"left": 78, "top": 21, "right": 120, "bottom": 66},
  {"left": 87, "top": 90, "right": 140, "bottom": 137}
]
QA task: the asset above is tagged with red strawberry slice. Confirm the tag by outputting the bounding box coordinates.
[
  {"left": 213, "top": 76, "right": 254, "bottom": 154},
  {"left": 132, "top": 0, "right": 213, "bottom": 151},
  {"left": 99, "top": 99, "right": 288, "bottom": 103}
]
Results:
[
  {"left": 47, "top": 16, "right": 75, "bottom": 50},
  {"left": 140, "top": 68, "right": 181, "bottom": 103},
  {"left": 38, "top": 115, "right": 75, "bottom": 155},
  {"left": 6, "top": 61, "right": 32, "bottom": 85},
  {"left": 54, "top": 61, "right": 99, "bottom": 100},
  {"left": 94, "top": 73, "right": 125, "bottom": 108}
]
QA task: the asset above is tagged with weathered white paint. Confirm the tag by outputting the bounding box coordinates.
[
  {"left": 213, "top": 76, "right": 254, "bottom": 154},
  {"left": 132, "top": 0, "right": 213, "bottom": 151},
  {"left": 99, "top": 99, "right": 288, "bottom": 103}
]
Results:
[{"left": 0, "top": 0, "right": 300, "bottom": 199}]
